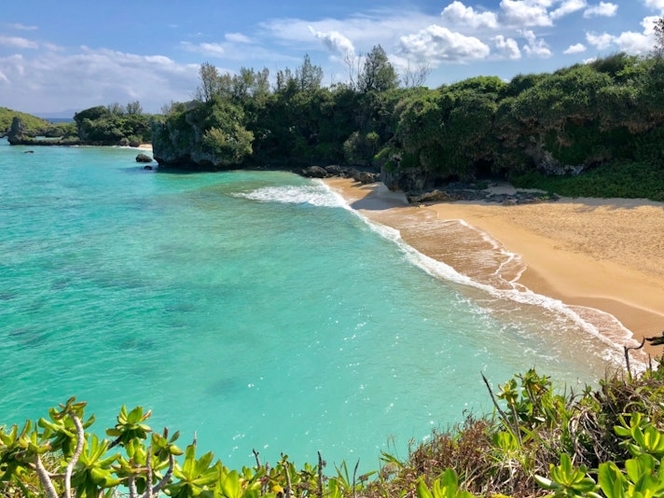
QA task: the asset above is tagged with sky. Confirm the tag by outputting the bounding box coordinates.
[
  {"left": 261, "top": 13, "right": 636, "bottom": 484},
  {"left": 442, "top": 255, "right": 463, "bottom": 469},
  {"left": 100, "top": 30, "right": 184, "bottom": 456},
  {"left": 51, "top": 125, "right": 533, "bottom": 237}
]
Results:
[{"left": 1, "top": 0, "right": 662, "bottom": 116}]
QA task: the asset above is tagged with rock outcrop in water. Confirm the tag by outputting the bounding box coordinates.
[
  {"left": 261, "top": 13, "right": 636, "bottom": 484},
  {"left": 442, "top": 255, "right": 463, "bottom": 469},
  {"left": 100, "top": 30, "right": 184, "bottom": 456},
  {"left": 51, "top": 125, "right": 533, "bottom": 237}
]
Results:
[
  {"left": 7, "top": 117, "right": 81, "bottom": 146},
  {"left": 151, "top": 100, "right": 253, "bottom": 170},
  {"left": 7, "top": 117, "right": 28, "bottom": 145},
  {"left": 300, "top": 165, "right": 379, "bottom": 184}
]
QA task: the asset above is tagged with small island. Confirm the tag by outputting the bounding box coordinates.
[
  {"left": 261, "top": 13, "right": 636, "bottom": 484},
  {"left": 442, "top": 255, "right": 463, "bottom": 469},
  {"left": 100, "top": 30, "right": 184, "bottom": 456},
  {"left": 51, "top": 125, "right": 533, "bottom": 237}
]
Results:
[{"left": 4, "top": 100, "right": 152, "bottom": 148}]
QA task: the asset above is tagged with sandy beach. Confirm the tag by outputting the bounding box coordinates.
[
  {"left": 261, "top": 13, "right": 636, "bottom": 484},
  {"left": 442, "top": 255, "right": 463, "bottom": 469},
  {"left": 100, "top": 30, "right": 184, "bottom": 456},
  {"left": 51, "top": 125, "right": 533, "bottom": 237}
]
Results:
[{"left": 325, "top": 178, "right": 664, "bottom": 360}]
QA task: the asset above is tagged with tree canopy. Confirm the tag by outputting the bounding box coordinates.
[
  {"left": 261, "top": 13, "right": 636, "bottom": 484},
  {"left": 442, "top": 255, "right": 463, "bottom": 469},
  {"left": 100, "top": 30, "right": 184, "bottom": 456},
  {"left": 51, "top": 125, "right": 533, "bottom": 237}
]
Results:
[{"left": 359, "top": 45, "right": 399, "bottom": 93}]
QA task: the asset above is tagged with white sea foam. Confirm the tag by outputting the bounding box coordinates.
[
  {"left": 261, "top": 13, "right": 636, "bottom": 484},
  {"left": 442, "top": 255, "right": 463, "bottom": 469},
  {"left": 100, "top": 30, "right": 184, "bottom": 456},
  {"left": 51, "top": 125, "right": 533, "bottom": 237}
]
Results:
[
  {"left": 318, "top": 181, "right": 641, "bottom": 369},
  {"left": 234, "top": 182, "right": 344, "bottom": 208},
  {"left": 408, "top": 240, "right": 638, "bottom": 367}
]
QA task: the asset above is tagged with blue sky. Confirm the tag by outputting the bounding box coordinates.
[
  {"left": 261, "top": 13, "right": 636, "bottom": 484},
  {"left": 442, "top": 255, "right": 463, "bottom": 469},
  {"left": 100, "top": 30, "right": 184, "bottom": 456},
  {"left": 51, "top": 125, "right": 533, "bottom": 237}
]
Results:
[{"left": 1, "top": 0, "right": 662, "bottom": 115}]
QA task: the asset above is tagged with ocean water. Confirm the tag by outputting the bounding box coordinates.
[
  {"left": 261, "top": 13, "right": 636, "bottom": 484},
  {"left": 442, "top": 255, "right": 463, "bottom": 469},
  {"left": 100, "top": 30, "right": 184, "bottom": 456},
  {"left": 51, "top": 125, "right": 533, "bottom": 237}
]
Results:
[{"left": 0, "top": 138, "right": 621, "bottom": 470}]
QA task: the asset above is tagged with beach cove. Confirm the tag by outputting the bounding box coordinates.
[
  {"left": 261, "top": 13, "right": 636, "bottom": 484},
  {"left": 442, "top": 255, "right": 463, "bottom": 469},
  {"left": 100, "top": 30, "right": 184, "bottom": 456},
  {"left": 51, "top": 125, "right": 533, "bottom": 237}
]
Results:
[
  {"left": 1, "top": 137, "right": 653, "bottom": 471},
  {"left": 326, "top": 178, "right": 664, "bottom": 360}
]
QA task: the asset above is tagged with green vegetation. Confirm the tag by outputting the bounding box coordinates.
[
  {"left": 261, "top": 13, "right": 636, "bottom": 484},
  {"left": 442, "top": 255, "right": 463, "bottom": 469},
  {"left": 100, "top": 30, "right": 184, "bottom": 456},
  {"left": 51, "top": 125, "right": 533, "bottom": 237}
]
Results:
[
  {"left": 3, "top": 101, "right": 152, "bottom": 146},
  {"left": 4, "top": 358, "right": 664, "bottom": 497},
  {"left": 150, "top": 46, "right": 664, "bottom": 199},
  {"left": 152, "top": 49, "right": 404, "bottom": 169},
  {"left": 6, "top": 35, "right": 664, "bottom": 199},
  {"left": 0, "top": 107, "right": 78, "bottom": 143},
  {"left": 513, "top": 161, "right": 664, "bottom": 201},
  {"left": 74, "top": 101, "right": 152, "bottom": 146},
  {"left": 0, "top": 107, "right": 50, "bottom": 136}
]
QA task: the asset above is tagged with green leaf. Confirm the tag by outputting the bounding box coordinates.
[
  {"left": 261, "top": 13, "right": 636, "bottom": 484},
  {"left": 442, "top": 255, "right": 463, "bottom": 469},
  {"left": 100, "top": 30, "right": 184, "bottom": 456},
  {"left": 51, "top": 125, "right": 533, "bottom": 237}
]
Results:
[
  {"left": 416, "top": 479, "right": 434, "bottom": 498},
  {"left": 440, "top": 468, "right": 459, "bottom": 489},
  {"left": 219, "top": 470, "right": 242, "bottom": 498}
]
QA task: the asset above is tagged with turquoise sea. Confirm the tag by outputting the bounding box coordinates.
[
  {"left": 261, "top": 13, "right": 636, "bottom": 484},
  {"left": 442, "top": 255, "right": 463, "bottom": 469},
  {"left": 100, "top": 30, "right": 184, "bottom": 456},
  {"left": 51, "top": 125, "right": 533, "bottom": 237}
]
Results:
[{"left": 0, "top": 138, "right": 623, "bottom": 470}]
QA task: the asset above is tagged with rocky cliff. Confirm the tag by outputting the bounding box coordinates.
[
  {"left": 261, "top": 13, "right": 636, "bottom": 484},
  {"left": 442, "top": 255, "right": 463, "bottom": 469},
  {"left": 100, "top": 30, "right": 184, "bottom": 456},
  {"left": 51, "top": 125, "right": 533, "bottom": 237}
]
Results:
[
  {"left": 7, "top": 117, "right": 28, "bottom": 145},
  {"left": 151, "top": 100, "right": 253, "bottom": 170}
]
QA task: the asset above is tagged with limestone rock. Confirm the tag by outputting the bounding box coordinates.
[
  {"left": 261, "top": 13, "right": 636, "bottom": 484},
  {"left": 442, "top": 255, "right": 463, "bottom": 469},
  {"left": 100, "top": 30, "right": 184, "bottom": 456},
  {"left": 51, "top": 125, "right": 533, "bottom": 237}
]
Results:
[
  {"left": 7, "top": 117, "right": 28, "bottom": 145},
  {"left": 324, "top": 165, "right": 343, "bottom": 176},
  {"left": 352, "top": 170, "right": 379, "bottom": 184},
  {"left": 301, "top": 165, "right": 328, "bottom": 178},
  {"left": 381, "top": 163, "right": 430, "bottom": 192},
  {"left": 407, "top": 190, "right": 455, "bottom": 204},
  {"left": 525, "top": 143, "right": 585, "bottom": 177}
]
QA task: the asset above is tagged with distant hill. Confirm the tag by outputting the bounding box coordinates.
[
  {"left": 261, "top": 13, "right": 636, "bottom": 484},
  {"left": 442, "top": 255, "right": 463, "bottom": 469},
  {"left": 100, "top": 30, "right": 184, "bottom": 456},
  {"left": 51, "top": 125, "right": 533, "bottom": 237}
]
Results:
[{"left": 0, "top": 107, "right": 51, "bottom": 135}]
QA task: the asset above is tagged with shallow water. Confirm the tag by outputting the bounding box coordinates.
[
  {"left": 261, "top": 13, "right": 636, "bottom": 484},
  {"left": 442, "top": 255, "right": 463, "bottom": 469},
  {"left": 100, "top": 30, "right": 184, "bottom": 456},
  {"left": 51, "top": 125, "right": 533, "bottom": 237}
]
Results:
[{"left": 0, "top": 139, "right": 617, "bottom": 470}]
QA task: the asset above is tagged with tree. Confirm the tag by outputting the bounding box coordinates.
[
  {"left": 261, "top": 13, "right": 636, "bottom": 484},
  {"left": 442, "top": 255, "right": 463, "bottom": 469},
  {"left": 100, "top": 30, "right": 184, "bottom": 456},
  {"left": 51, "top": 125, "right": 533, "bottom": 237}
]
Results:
[
  {"left": 654, "top": 17, "right": 664, "bottom": 56},
  {"left": 275, "top": 67, "right": 298, "bottom": 95},
  {"left": 126, "top": 100, "right": 143, "bottom": 115},
  {"left": 229, "top": 67, "right": 270, "bottom": 103},
  {"left": 358, "top": 45, "right": 399, "bottom": 93},
  {"left": 195, "top": 62, "right": 221, "bottom": 102},
  {"left": 401, "top": 61, "right": 431, "bottom": 88},
  {"left": 296, "top": 54, "right": 324, "bottom": 92},
  {"left": 161, "top": 100, "right": 187, "bottom": 115},
  {"left": 106, "top": 102, "right": 125, "bottom": 115},
  {"left": 231, "top": 67, "right": 254, "bottom": 102},
  {"left": 343, "top": 50, "right": 362, "bottom": 91},
  {"left": 253, "top": 67, "right": 270, "bottom": 97}
]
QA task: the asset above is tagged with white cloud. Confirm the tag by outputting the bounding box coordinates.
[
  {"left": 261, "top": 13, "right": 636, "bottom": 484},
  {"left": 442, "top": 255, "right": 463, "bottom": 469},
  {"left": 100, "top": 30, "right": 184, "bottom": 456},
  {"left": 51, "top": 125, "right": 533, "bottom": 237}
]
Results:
[
  {"left": 0, "top": 49, "right": 200, "bottom": 114},
  {"left": 9, "top": 23, "right": 38, "bottom": 31},
  {"left": 642, "top": 15, "right": 660, "bottom": 35},
  {"left": 399, "top": 25, "right": 490, "bottom": 63},
  {"left": 499, "top": 0, "right": 553, "bottom": 27},
  {"left": 225, "top": 33, "right": 252, "bottom": 44},
  {"left": 551, "top": 0, "right": 587, "bottom": 19},
  {"left": 583, "top": 2, "right": 618, "bottom": 18},
  {"left": 644, "top": 0, "right": 664, "bottom": 12},
  {"left": 521, "top": 29, "right": 552, "bottom": 57},
  {"left": 494, "top": 35, "right": 522, "bottom": 59},
  {"left": 564, "top": 43, "right": 587, "bottom": 53},
  {"left": 180, "top": 37, "right": 298, "bottom": 66},
  {"left": 612, "top": 31, "right": 654, "bottom": 53},
  {"left": 260, "top": 11, "right": 437, "bottom": 50},
  {"left": 309, "top": 27, "right": 355, "bottom": 57},
  {"left": 585, "top": 32, "right": 615, "bottom": 50},
  {"left": 43, "top": 43, "right": 63, "bottom": 52},
  {"left": 0, "top": 36, "right": 38, "bottom": 49},
  {"left": 441, "top": 1, "right": 499, "bottom": 29},
  {"left": 180, "top": 41, "right": 225, "bottom": 57},
  {"left": 585, "top": 16, "right": 656, "bottom": 55}
]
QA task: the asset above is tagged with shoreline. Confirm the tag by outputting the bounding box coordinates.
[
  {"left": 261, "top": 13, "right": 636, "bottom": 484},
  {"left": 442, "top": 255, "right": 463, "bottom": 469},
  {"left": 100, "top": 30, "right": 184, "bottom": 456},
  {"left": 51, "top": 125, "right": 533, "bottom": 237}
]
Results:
[{"left": 325, "top": 178, "right": 664, "bottom": 360}]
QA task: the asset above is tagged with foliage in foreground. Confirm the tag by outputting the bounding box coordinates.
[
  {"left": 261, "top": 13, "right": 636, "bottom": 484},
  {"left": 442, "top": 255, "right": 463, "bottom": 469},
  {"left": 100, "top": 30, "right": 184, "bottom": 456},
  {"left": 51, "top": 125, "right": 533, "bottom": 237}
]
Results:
[{"left": 3, "top": 361, "right": 664, "bottom": 498}]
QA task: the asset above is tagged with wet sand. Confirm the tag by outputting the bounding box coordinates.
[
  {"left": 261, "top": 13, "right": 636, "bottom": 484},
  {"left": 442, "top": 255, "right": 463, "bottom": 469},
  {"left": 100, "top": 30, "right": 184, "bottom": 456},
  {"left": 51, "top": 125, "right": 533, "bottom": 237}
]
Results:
[{"left": 325, "top": 178, "right": 664, "bottom": 359}]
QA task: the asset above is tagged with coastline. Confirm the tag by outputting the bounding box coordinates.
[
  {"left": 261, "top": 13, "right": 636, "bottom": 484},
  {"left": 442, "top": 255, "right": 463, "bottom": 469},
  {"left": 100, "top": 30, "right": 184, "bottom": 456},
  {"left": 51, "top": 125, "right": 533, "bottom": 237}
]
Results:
[{"left": 325, "top": 178, "right": 664, "bottom": 359}]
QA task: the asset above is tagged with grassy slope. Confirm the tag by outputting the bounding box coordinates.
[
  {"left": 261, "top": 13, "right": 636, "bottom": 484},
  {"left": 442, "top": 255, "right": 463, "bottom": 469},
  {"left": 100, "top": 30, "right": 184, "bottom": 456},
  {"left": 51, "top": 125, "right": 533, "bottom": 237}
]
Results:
[
  {"left": 0, "top": 107, "right": 51, "bottom": 134},
  {"left": 512, "top": 160, "right": 664, "bottom": 202}
]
